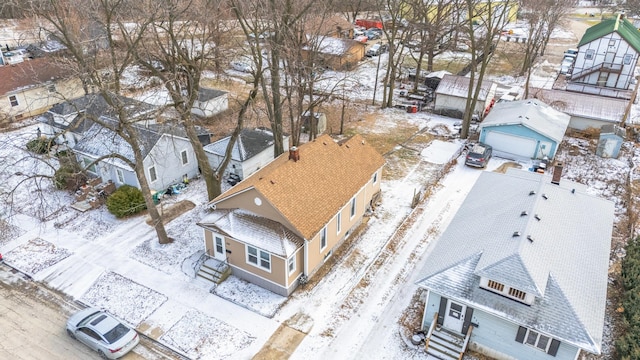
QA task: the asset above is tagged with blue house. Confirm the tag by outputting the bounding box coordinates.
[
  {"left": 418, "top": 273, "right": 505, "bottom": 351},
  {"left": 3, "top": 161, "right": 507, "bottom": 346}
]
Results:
[
  {"left": 415, "top": 168, "right": 614, "bottom": 360},
  {"left": 479, "top": 100, "right": 570, "bottom": 161}
]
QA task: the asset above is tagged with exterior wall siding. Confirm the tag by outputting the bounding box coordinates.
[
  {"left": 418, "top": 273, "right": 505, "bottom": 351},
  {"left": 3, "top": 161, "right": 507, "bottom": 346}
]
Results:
[
  {"left": 574, "top": 33, "right": 637, "bottom": 90},
  {"left": 192, "top": 94, "right": 228, "bottom": 118},
  {"left": 568, "top": 115, "right": 614, "bottom": 131},
  {"left": 1, "top": 78, "right": 84, "bottom": 120},
  {"left": 144, "top": 135, "right": 199, "bottom": 192}
]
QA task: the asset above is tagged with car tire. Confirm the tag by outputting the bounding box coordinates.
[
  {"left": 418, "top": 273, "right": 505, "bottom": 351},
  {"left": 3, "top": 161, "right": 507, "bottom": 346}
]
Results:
[
  {"left": 66, "top": 329, "right": 76, "bottom": 339},
  {"left": 98, "top": 350, "right": 108, "bottom": 359}
]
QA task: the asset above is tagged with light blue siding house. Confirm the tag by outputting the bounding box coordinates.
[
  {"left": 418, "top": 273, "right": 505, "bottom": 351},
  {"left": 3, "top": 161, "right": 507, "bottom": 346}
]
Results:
[
  {"left": 479, "top": 100, "right": 570, "bottom": 161},
  {"left": 74, "top": 117, "right": 210, "bottom": 193},
  {"left": 416, "top": 168, "right": 614, "bottom": 360}
]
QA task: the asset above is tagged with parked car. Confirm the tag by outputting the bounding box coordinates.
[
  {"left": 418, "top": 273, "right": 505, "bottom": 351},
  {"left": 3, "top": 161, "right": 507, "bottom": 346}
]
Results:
[
  {"left": 66, "top": 308, "right": 139, "bottom": 359},
  {"left": 465, "top": 142, "right": 492, "bottom": 168},
  {"left": 354, "top": 35, "right": 368, "bottom": 43},
  {"left": 367, "top": 27, "right": 383, "bottom": 36},
  {"left": 353, "top": 29, "right": 365, "bottom": 39},
  {"left": 366, "top": 43, "right": 388, "bottom": 57},
  {"left": 559, "top": 57, "right": 574, "bottom": 75},
  {"left": 230, "top": 60, "right": 254, "bottom": 73},
  {"left": 365, "top": 30, "right": 380, "bottom": 40}
]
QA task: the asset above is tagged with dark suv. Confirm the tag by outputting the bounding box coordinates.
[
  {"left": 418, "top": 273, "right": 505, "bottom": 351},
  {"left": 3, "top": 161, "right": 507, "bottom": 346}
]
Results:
[{"left": 465, "top": 143, "right": 492, "bottom": 168}]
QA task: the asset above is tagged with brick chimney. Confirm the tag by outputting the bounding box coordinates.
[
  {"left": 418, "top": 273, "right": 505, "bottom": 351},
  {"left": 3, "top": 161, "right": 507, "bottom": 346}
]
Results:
[
  {"left": 289, "top": 146, "right": 300, "bottom": 162},
  {"left": 551, "top": 162, "right": 563, "bottom": 185}
]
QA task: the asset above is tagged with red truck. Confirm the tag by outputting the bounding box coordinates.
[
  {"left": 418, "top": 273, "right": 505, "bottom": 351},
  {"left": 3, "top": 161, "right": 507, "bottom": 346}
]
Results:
[{"left": 355, "top": 19, "right": 383, "bottom": 29}]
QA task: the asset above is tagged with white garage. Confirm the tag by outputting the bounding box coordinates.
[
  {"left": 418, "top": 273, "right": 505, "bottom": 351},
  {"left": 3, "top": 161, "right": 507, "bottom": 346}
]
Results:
[{"left": 479, "top": 100, "right": 571, "bottom": 161}]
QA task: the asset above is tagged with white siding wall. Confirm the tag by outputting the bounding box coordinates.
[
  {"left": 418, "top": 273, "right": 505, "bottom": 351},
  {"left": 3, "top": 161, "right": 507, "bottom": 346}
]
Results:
[
  {"left": 144, "top": 135, "right": 199, "bottom": 191},
  {"left": 574, "top": 33, "right": 638, "bottom": 90}
]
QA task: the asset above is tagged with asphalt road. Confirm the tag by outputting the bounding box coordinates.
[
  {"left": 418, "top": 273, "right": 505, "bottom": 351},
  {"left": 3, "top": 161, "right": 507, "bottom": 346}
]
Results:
[{"left": 0, "top": 263, "right": 182, "bottom": 360}]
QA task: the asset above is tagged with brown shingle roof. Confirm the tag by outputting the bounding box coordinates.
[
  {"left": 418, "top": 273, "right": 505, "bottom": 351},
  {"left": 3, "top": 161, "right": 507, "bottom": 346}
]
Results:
[
  {"left": 0, "top": 58, "right": 74, "bottom": 95},
  {"left": 212, "top": 134, "right": 385, "bottom": 239}
]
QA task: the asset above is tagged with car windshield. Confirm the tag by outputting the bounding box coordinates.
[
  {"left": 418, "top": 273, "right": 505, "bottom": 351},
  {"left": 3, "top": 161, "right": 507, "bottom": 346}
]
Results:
[{"left": 104, "top": 324, "right": 130, "bottom": 344}]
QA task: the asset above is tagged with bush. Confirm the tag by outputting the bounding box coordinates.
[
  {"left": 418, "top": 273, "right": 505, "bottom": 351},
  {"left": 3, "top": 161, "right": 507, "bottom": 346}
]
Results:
[
  {"left": 106, "top": 185, "right": 146, "bottom": 218},
  {"left": 617, "top": 236, "right": 640, "bottom": 359},
  {"left": 54, "top": 162, "right": 87, "bottom": 190},
  {"left": 26, "top": 137, "right": 54, "bottom": 154}
]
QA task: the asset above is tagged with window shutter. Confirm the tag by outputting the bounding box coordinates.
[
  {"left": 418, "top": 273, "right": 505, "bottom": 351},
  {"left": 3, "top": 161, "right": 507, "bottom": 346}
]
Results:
[
  {"left": 437, "top": 297, "right": 447, "bottom": 326},
  {"left": 515, "top": 326, "right": 527, "bottom": 343},
  {"left": 461, "top": 307, "right": 474, "bottom": 334},
  {"left": 547, "top": 339, "right": 560, "bottom": 356}
]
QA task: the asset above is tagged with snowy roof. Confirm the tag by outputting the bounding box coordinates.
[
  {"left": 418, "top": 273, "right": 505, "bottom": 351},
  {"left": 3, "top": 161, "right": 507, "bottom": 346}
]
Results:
[
  {"left": 197, "top": 88, "right": 226, "bottom": 102},
  {"left": 416, "top": 169, "right": 614, "bottom": 353},
  {"left": 480, "top": 99, "right": 571, "bottom": 143},
  {"left": 203, "top": 128, "right": 279, "bottom": 162},
  {"left": 210, "top": 134, "right": 385, "bottom": 240},
  {"left": 303, "top": 35, "right": 363, "bottom": 56},
  {"left": 435, "top": 74, "right": 495, "bottom": 101},
  {"left": 527, "top": 88, "right": 627, "bottom": 122},
  {"left": 197, "top": 209, "right": 303, "bottom": 257},
  {"left": 0, "top": 57, "right": 75, "bottom": 95}
]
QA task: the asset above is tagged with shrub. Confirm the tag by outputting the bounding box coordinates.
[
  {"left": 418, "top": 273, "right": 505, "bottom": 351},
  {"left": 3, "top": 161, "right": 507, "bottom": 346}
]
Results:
[
  {"left": 26, "top": 137, "right": 54, "bottom": 154},
  {"left": 106, "top": 185, "right": 146, "bottom": 218},
  {"left": 54, "top": 162, "right": 87, "bottom": 190},
  {"left": 617, "top": 236, "right": 640, "bottom": 359}
]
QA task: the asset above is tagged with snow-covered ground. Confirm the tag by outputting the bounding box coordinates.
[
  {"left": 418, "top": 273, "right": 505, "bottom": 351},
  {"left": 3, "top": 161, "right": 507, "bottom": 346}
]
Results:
[{"left": 0, "top": 16, "right": 634, "bottom": 360}]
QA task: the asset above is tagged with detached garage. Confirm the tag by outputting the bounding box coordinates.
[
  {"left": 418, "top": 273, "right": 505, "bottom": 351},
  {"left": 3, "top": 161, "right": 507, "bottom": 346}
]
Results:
[{"left": 479, "top": 99, "right": 570, "bottom": 161}]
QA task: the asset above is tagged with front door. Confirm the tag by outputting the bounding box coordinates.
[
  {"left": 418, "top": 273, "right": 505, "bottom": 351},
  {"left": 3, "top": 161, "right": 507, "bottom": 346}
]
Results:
[
  {"left": 443, "top": 300, "right": 466, "bottom": 333},
  {"left": 213, "top": 235, "right": 226, "bottom": 261}
]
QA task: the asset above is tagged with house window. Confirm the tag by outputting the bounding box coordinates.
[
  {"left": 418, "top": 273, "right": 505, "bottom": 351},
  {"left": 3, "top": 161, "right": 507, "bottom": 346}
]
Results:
[
  {"left": 608, "top": 39, "right": 616, "bottom": 47},
  {"left": 337, "top": 213, "right": 342, "bottom": 234},
  {"left": 247, "top": 245, "right": 271, "bottom": 271},
  {"left": 585, "top": 49, "right": 595, "bottom": 60},
  {"left": 83, "top": 158, "right": 97, "bottom": 174},
  {"left": 320, "top": 226, "right": 327, "bottom": 250},
  {"left": 508, "top": 288, "right": 526, "bottom": 300},
  {"left": 372, "top": 171, "right": 378, "bottom": 184},
  {"left": 288, "top": 256, "right": 296, "bottom": 275},
  {"left": 46, "top": 84, "right": 56, "bottom": 93},
  {"left": 623, "top": 54, "right": 632, "bottom": 65},
  {"left": 215, "top": 236, "right": 223, "bottom": 254},
  {"left": 350, "top": 197, "right": 356, "bottom": 218},
  {"left": 516, "top": 326, "right": 560, "bottom": 356},
  {"left": 149, "top": 166, "right": 157, "bottom": 182},
  {"left": 181, "top": 150, "right": 188, "bottom": 165},
  {"left": 8, "top": 95, "right": 18, "bottom": 107},
  {"left": 116, "top": 168, "right": 125, "bottom": 184},
  {"left": 487, "top": 280, "right": 505, "bottom": 292}
]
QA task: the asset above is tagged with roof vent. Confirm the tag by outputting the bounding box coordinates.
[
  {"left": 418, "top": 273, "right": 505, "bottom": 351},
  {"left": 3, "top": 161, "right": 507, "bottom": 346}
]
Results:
[
  {"left": 534, "top": 214, "right": 541, "bottom": 221},
  {"left": 520, "top": 211, "right": 528, "bottom": 217},
  {"left": 529, "top": 190, "right": 536, "bottom": 196},
  {"left": 542, "top": 194, "right": 548, "bottom": 200},
  {"left": 527, "top": 235, "right": 534, "bottom": 243},
  {"left": 513, "top": 231, "right": 521, "bottom": 237},
  {"left": 571, "top": 189, "right": 575, "bottom": 194}
]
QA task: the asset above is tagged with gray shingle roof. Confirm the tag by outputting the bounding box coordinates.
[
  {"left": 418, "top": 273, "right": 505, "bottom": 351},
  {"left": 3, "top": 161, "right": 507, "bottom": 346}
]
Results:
[
  {"left": 416, "top": 169, "right": 614, "bottom": 353},
  {"left": 198, "top": 88, "right": 226, "bottom": 102},
  {"left": 203, "top": 128, "right": 278, "bottom": 161},
  {"left": 435, "top": 74, "right": 495, "bottom": 101},
  {"left": 480, "top": 100, "right": 570, "bottom": 143},
  {"left": 527, "top": 88, "right": 627, "bottom": 123}
]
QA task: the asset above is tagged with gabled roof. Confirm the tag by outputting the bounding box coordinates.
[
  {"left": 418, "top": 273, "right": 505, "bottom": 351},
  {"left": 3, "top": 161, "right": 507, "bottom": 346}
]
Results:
[
  {"left": 578, "top": 14, "right": 640, "bottom": 53},
  {"left": 416, "top": 169, "right": 614, "bottom": 353},
  {"left": 480, "top": 99, "right": 570, "bottom": 143},
  {"left": 527, "top": 88, "right": 627, "bottom": 122},
  {"left": 198, "top": 209, "right": 303, "bottom": 257},
  {"left": 0, "top": 58, "right": 75, "bottom": 95},
  {"left": 210, "top": 134, "right": 385, "bottom": 239},
  {"left": 203, "top": 128, "right": 280, "bottom": 162},
  {"left": 197, "top": 88, "right": 226, "bottom": 102},
  {"left": 435, "top": 75, "right": 495, "bottom": 101}
]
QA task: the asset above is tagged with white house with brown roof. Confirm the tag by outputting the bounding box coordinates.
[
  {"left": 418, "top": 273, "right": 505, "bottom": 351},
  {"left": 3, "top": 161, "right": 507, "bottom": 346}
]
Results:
[
  {"left": 197, "top": 134, "right": 385, "bottom": 296},
  {"left": 0, "top": 58, "right": 84, "bottom": 124}
]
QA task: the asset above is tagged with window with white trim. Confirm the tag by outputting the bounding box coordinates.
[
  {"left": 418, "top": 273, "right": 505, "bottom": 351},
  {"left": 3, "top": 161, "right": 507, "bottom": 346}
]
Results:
[
  {"left": 83, "top": 158, "right": 97, "bottom": 174},
  {"left": 181, "top": 150, "right": 188, "bottom": 165},
  {"left": 623, "top": 54, "right": 632, "bottom": 65},
  {"left": 116, "top": 168, "right": 125, "bottom": 184},
  {"left": 288, "top": 256, "right": 296, "bottom": 275},
  {"left": 9, "top": 95, "right": 18, "bottom": 107},
  {"left": 246, "top": 245, "right": 271, "bottom": 271},
  {"left": 585, "top": 49, "right": 595, "bottom": 60},
  {"left": 320, "top": 226, "right": 327, "bottom": 250},
  {"left": 350, "top": 197, "right": 356, "bottom": 218},
  {"left": 149, "top": 166, "right": 157, "bottom": 182},
  {"left": 515, "top": 326, "right": 560, "bottom": 356},
  {"left": 336, "top": 213, "right": 342, "bottom": 234}
]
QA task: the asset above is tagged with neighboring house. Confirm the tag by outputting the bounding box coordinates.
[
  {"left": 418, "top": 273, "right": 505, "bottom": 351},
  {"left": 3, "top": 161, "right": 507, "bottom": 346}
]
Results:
[
  {"left": 568, "top": 14, "right": 640, "bottom": 99},
  {"left": 38, "top": 93, "right": 157, "bottom": 148},
  {"left": 191, "top": 88, "right": 228, "bottom": 118},
  {"left": 479, "top": 99, "right": 570, "bottom": 161},
  {"left": 301, "top": 111, "right": 327, "bottom": 134},
  {"left": 302, "top": 36, "right": 365, "bottom": 70},
  {"left": 528, "top": 87, "right": 628, "bottom": 130},
  {"left": 197, "top": 134, "right": 385, "bottom": 296},
  {"left": 203, "top": 128, "right": 289, "bottom": 181},
  {"left": 305, "top": 15, "right": 355, "bottom": 39},
  {"left": 416, "top": 168, "right": 614, "bottom": 360},
  {"left": 434, "top": 75, "right": 497, "bottom": 119},
  {"left": 0, "top": 58, "right": 84, "bottom": 123},
  {"left": 73, "top": 117, "right": 210, "bottom": 192}
]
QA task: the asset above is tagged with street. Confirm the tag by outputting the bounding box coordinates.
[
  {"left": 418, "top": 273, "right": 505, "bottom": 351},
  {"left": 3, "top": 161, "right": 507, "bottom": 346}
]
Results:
[{"left": 0, "top": 264, "right": 182, "bottom": 360}]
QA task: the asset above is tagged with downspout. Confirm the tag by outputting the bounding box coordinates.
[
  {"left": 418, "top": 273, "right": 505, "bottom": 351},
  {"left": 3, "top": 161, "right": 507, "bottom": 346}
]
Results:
[{"left": 303, "top": 239, "right": 309, "bottom": 277}]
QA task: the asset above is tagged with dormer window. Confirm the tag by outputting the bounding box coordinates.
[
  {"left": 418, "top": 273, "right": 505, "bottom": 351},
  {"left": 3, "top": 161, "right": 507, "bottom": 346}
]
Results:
[{"left": 480, "top": 277, "right": 533, "bottom": 305}]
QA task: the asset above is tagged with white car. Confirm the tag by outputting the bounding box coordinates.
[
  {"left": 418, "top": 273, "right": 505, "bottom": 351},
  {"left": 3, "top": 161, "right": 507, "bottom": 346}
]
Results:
[
  {"left": 66, "top": 308, "right": 139, "bottom": 359},
  {"left": 230, "top": 60, "right": 254, "bottom": 73},
  {"left": 559, "top": 57, "right": 574, "bottom": 75}
]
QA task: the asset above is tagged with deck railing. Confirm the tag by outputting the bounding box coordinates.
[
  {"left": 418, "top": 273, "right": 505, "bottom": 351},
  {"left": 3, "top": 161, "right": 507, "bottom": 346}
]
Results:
[{"left": 424, "top": 312, "right": 439, "bottom": 350}]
